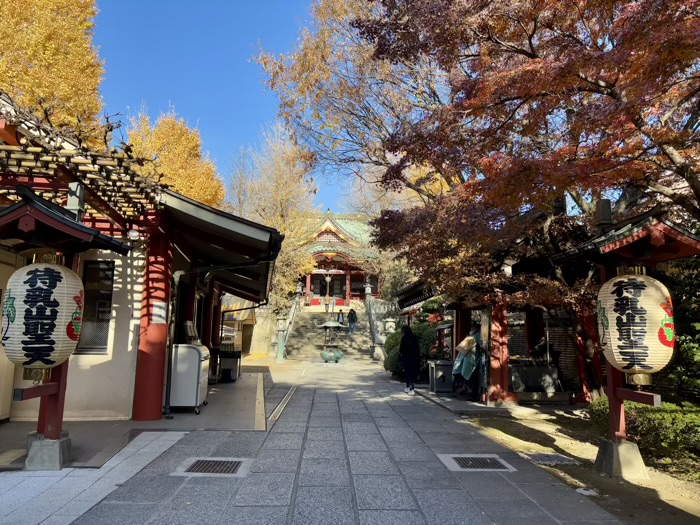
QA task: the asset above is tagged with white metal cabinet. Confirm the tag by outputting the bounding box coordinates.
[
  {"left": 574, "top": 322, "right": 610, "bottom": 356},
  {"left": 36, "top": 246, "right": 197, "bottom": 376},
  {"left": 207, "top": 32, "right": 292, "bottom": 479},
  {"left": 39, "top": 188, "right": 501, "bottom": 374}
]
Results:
[{"left": 170, "top": 344, "right": 210, "bottom": 413}]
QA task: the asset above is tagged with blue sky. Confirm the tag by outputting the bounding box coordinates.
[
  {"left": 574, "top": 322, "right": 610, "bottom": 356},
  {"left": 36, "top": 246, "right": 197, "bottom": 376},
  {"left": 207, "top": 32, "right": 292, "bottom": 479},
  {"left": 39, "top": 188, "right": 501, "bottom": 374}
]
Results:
[{"left": 94, "top": 0, "right": 348, "bottom": 211}]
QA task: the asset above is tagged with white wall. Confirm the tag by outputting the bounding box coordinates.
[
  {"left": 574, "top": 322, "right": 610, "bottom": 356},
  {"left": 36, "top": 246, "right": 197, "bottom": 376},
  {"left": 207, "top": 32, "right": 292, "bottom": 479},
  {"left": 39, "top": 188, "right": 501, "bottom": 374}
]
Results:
[
  {"left": 0, "top": 250, "right": 25, "bottom": 421},
  {"left": 10, "top": 246, "right": 145, "bottom": 421}
]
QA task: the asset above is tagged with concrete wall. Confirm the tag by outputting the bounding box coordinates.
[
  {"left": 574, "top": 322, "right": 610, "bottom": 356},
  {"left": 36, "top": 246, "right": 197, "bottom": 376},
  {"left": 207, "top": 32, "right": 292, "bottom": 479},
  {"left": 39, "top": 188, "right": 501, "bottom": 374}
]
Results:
[
  {"left": 249, "top": 306, "right": 274, "bottom": 356},
  {"left": 10, "top": 246, "right": 145, "bottom": 421},
  {"left": 0, "top": 250, "right": 25, "bottom": 421}
]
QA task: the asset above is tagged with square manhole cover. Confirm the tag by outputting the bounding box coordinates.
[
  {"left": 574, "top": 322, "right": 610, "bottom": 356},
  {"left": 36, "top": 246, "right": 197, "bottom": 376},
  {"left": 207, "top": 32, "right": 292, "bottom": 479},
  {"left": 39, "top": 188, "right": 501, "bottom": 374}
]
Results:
[
  {"left": 186, "top": 459, "right": 242, "bottom": 474},
  {"left": 172, "top": 457, "right": 252, "bottom": 478},
  {"left": 438, "top": 454, "right": 516, "bottom": 472}
]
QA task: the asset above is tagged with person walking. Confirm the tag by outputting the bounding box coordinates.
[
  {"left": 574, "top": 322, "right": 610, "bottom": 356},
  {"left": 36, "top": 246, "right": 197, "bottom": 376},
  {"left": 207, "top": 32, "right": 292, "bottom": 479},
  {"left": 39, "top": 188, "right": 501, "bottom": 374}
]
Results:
[
  {"left": 399, "top": 325, "right": 420, "bottom": 395},
  {"left": 348, "top": 308, "right": 358, "bottom": 334},
  {"left": 336, "top": 309, "right": 345, "bottom": 324}
]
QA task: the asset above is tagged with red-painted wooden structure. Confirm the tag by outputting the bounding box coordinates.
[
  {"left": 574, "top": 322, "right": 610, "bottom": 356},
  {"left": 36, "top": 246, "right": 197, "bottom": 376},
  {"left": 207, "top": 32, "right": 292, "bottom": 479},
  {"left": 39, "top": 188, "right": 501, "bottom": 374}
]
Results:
[
  {"left": 557, "top": 205, "right": 700, "bottom": 441},
  {"left": 0, "top": 90, "right": 283, "bottom": 440}
]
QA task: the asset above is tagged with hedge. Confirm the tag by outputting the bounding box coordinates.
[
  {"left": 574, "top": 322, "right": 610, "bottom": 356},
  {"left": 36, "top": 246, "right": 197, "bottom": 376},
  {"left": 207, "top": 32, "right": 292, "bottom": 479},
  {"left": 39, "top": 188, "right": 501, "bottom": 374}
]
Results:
[
  {"left": 589, "top": 396, "right": 700, "bottom": 461},
  {"left": 383, "top": 322, "right": 438, "bottom": 381}
]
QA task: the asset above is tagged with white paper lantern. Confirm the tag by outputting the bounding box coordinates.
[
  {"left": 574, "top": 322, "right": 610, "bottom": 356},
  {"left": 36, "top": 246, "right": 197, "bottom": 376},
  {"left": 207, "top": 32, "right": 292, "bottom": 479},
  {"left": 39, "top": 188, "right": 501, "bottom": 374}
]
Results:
[
  {"left": 1, "top": 263, "right": 84, "bottom": 369},
  {"left": 597, "top": 274, "right": 675, "bottom": 374}
]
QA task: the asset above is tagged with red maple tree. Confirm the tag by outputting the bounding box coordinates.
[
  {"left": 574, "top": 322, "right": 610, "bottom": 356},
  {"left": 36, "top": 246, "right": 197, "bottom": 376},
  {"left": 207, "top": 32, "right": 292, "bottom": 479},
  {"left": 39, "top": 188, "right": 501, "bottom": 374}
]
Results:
[{"left": 355, "top": 0, "right": 700, "bottom": 218}]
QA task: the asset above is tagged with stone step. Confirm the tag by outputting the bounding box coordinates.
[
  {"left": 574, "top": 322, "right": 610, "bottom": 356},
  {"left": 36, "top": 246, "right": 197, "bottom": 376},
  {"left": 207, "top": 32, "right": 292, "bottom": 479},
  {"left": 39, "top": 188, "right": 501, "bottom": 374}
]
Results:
[{"left": 285, "top": 309, "right": 374, "bottom": 362}]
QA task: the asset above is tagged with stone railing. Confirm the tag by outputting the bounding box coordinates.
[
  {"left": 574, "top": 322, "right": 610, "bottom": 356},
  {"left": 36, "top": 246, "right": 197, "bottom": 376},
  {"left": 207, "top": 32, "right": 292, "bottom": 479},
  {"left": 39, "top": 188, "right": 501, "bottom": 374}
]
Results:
[
  {"left": 365, "top": 294, "right": 399, "bottom": 360},
  {"left": 269, "top": 293, "right": 301, "bottom": 357},
  {"left": 284, "top": 294, "right": 301, "bottom": 346}
]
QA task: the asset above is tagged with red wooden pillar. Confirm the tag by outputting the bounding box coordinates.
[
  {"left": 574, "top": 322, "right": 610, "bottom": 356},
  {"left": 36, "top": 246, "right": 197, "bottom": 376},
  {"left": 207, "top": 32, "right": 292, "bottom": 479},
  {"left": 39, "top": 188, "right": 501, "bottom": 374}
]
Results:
[
  {"left": 600, "top": 265, "right": 626, "bottom": 441},
  {"left": 132, "top": 232, "right": 173, "bottom": 421},
  {"left": 345, "top": 271, "right": 351, "bottom": 305},
  {"left": 607, "top": 362, "right": 627, "bottom": 440},
  {"left": 36, "top": 253, "right": 79, "bottom": 439},
  {"left": 36, "top": 362, "right": 69, "bottom": 439},
  {"left": 489, "top": 302, "right": 518, "bottom": 403},
  {"left": 305, "top": 274, "right": 311, "bottom": 300}
]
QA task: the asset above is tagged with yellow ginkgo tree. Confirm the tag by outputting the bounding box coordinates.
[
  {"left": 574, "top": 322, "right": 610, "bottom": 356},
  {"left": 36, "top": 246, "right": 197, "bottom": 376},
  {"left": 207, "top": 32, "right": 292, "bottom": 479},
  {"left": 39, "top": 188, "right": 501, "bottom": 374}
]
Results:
[
  {"left": 0, "top": 0, "right": 103, "bottom": 137},
  {"left": 128, "top": 112, "right": 225, "bottom": 208}
]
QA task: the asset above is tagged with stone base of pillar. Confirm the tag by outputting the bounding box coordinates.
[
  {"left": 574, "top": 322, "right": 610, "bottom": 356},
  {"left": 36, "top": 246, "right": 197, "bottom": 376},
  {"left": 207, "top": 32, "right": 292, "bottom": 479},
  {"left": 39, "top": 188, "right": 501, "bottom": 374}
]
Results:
[
  {"left": 594, "top": 439, "right": 649, "bottom": 481},
  {"left": 25, "top": 431, "right": 72, "bottom": 471}
]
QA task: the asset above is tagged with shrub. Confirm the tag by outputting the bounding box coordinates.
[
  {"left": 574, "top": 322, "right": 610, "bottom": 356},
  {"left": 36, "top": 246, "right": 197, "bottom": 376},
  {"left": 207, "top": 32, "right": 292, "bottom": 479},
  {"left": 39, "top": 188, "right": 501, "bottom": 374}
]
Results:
[
  {"left": 382, "top": 323, "right": 438, "bottom": 381},
  {"left": 668, "top": 332, "right": 700, "bottom": 403},
  {"left": 420, "top": 297, "right": 443, "bottom": 314},
  {"left": 383, "top": 330, "right": 403, "bottom": 379},
  {"left": 588, "top": 396, "right": 700, "bottom": 461},
  {"left": 413, "top": 322, "right": 439, "bottom": 379}
]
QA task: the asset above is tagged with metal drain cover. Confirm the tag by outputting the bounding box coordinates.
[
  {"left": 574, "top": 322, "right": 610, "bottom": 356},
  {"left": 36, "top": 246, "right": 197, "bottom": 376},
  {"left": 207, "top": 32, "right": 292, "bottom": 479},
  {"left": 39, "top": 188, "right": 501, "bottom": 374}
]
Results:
[
  {"left": 172, "top": 457, "right": 252, "bottom": 478},
  {"left": 438, "top": 454, "right": 516, "bottom": 472},
  {"left": 186, "top": 459, "right": 242, "bottom": 474}
]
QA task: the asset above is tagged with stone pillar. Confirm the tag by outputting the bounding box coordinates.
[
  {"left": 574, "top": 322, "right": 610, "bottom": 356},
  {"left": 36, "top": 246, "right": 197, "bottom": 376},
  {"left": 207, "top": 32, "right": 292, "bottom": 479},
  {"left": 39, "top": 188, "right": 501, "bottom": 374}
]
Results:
[
  {"left": 184, "top": 277, "right": 197, "bottom": 325},
  {"left": 212, "top": 290, "right": 223, "bottom": 347},
  {"left": 132, "top": 232, "right": 173, "bottom": 421},
  {"left": 489, "top": 302, "right": 518, "bottom": 404}
]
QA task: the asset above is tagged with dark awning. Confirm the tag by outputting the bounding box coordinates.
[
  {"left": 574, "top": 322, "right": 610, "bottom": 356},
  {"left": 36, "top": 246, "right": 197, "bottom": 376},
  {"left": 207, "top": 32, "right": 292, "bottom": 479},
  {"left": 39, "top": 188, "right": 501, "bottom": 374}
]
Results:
[
  {"left": 0, "top": 186, "right": 130, "bottom": 255},
  {"left": 160, "top": 190, "right": 283, "bottom": 303},
  {"left": 394, "top": 280, "right": 435, "bottom": 310}
]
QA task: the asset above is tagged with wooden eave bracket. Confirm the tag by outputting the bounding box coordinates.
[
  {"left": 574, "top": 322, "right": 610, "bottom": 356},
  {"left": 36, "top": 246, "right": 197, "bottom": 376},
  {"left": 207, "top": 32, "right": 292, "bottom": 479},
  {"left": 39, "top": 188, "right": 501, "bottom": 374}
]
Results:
[{"left": 55, "top": 165, "right": 128, "bottom": 229}]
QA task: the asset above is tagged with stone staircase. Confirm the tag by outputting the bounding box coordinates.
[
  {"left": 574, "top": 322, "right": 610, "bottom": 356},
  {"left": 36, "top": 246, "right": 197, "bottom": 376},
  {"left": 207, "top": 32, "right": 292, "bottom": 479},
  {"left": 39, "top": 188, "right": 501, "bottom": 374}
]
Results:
[{"left": 286, "top": 306, "right": 374, "bottom": 362}]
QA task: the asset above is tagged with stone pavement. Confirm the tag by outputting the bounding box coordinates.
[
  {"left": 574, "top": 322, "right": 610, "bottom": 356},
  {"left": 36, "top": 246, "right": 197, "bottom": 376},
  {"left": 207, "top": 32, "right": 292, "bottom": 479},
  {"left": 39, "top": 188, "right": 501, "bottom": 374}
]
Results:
[{"left": 0, "top": 357, "right": 623, "bottom": 525}]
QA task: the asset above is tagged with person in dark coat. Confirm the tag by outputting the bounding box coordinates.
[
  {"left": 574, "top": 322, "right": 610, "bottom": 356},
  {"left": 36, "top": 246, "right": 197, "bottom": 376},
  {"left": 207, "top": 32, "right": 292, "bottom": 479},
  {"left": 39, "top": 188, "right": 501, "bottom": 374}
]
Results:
[
  {"left": 399, "top": 325, "right": 420, "bottom": 394},
  {"left": 348, "top": 309, "right": 358, "bottom": 334}
]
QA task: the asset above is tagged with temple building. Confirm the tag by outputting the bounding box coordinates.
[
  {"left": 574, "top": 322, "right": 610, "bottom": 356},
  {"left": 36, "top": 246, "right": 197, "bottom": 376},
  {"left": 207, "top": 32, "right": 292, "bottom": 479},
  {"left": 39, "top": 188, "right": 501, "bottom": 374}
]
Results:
[
  {"left": 0, "top": 90, "right": 282, "bottom": 427},
  {"left": 303, "top": 212, "right": 379, "bottom": 307}
]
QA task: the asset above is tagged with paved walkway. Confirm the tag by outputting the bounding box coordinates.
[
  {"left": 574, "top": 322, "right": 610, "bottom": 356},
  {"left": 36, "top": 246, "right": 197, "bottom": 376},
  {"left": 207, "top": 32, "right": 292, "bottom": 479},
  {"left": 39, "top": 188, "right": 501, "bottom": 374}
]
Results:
[{"left": 0, "top": 357, "right": 622, "bottom": 525}]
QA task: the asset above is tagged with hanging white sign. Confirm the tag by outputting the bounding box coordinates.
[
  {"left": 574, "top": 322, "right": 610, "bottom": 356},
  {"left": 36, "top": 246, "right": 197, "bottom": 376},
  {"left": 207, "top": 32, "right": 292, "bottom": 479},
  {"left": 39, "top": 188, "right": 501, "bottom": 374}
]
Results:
[
  {"left": 597, "top": 274, "right": 675, "bottom": 374},
  {"left": 1, "top": 263, "right": 84, "bottom": 369}
]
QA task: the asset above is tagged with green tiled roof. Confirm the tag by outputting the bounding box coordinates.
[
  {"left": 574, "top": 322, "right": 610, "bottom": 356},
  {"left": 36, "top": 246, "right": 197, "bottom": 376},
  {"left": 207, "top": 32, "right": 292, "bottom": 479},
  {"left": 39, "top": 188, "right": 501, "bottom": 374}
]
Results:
[
  {"left": 309, "top": 212, "right": 374, "bottom": 245},
  {"left": 308, "top": 242, "right": 377, "bottom": 261},
  {"left": 306, "top": 212, "right": 377, "bottom": 262},
  {"left": 333, "top": 217, "right": 373, "bottom": 245}
]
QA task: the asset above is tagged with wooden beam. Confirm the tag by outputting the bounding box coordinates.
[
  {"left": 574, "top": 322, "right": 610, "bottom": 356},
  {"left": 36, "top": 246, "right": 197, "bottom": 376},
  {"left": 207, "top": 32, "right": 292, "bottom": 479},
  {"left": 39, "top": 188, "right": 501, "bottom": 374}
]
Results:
[
  {"left": 0, "top": 175, "right": 67, "bottom": 192},
  {"left": 0, "top": 119, "right": 19, "bottom": 146},
  {"left": 55, "top": 165, "right": 128, "bottom": 229},
  {"left": 615, "top": 387, "right": 661, "bottom": 407},
  {"left": 13, "top": 382, "right": 59, "bottom": 401}
]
